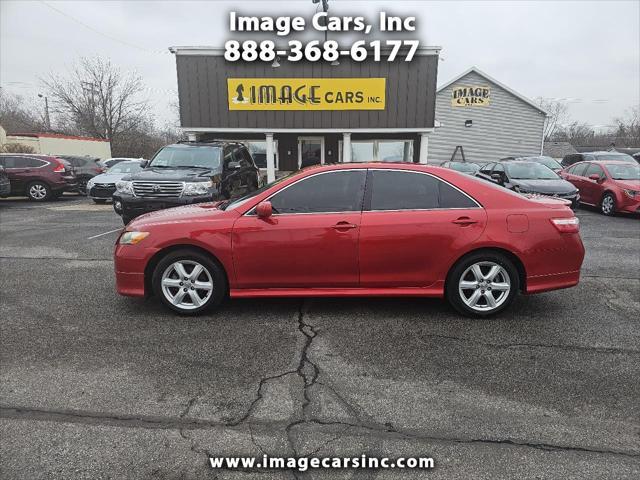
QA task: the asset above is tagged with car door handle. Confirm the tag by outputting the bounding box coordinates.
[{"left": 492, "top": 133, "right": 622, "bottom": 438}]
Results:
[
  {"left": 332, "top": 221, "right": 357, "bottom": 230},
  {"left": 452, "top": 216, "right": 478, "bottom": 226}
]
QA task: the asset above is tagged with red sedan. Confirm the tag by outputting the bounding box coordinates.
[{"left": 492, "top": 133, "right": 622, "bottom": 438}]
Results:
[
  {"left": 114, "top": 163, "right": 585, "bottom": 317},
  {"left": 560, "top": 160, "right": 640, "bottom": 215}
]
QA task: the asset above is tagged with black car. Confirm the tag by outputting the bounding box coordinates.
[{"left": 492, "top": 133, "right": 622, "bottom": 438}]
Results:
[
  {"left": 501, "top": 155, "right": 563, "bottom": 173},
  {"left": 58, "top": 155, "right": 105, "bottom": 194},
  {"left": 0, "top": 165, "right": 11, "bottom": 197},
  {"left": 476, "top": 160, "right": 580, "bottom": 207},
  {"left": 113, "top": 141, "right": 261, "bottom": 224},
  {"left": 561, "top": 151, "right": 636, "bottom": 167}
]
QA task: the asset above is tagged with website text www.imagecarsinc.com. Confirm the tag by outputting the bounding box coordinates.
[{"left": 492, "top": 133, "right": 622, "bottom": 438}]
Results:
[{"left": 209, "top": 454, "right": 435, "bottom": 472}]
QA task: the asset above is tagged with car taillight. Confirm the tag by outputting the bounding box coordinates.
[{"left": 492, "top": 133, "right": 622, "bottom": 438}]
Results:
[
  {"left": 52, "top": 160, "right": 65, "bottom": 173},
  {"left": 551, "top": 217, "right": 580, "bottom": 233}
]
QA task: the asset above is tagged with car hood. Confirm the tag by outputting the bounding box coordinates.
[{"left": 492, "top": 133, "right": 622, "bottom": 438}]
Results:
[
  {"left": 128, "top": 201, "right": 233, "bottom": 228},
  {"left": 613, "top": 179, "right": 640, "bottom": 190},
  {"left": 511, "top": 178, "right": 577, "bottom": 194},
  {"left": 124, "top": 167, "right": 218, "bottom": 182},
  {"left": 90, "top": 173, "right": 128, "bottom": 184}
]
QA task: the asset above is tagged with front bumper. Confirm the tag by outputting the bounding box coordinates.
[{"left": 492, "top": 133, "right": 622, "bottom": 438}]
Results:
[
  {"left": 88, "top": 184, "right": 116, "bottom": 200},
  {"left": 617, "top": 195, "right": 640, "bottom": 214},
  {"left": 112, "top": 193, "right": 218, "bottom": 219}
]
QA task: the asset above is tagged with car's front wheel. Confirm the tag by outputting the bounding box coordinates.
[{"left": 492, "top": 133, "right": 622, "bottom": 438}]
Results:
[
  {"left": 446, "top": 252, "right": 519, "bottom": 317},
  {"left": 601, "top": 192, "right": 616, "bottom": 216},
  {"left": 152, "top": 249, "right": 227, "bottom": 315}
]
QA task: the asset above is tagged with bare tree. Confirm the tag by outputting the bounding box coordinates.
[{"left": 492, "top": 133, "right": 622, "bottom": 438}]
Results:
[
  {"left": 536, "top": 98, "right": 569, "bottom": 141},
  {"left": 612, "top": 106, "right": 640, "bottom": 146},
  {"left": 553, "top": 121, "right": 596, "bottom": 144},
  {"left": 0, "top": 142, "right": 35, "bottom": 153},
  {"left": 42, "top": 57, "right": 149, "bottom": 147},
  {"left": 0, "top": 89, "right": 44, "bottom": 133}
]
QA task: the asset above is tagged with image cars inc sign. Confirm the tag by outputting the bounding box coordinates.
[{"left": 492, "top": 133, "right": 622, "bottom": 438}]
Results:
[
  {"left": 451, "top": 85, "right": 491, "bottom": 107},
  {"left": 227, "top": 78, "right": 386, "bottom": 111}
]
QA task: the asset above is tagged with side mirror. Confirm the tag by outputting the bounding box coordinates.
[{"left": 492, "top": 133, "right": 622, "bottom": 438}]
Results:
[
  {"left": 490, "top": 173, "right": 503, "bottom": 183},
  {"left": 140, "top": 160, "right": 149, "bottom": 168},
  {"left": 228, "top": 161, "right": 242, "bottom": 170},
  {"left": 588, "top": 173, "right": 600, "bottom": 181},
  {"left": 256, "top": 201, "right": 273, "bottom": 218}
]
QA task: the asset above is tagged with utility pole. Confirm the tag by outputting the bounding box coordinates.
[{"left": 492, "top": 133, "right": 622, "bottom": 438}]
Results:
[{"left": 38, "top": 94, "right": 50, "bottom": 131}]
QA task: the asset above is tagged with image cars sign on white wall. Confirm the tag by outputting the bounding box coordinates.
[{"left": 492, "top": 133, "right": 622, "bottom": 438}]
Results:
[{"left": 451, "top": 85, "right": 491, "bottom": 107}]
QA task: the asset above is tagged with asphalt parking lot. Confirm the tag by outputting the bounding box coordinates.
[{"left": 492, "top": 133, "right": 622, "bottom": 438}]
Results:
[{"left": 1, "top": 195, "right": 639, "bottom": 479}]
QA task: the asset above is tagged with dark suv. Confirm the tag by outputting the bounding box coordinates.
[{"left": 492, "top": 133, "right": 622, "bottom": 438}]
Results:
[
  {"left": 561, "top": 151, "right": 636, "bottom": 167},
  {"left": 113, "top": 141, "right": 261, "bottom": 224},
  {"left": 59, "top": 155, "right": 105, "bottom": 194},
  {"left": 0, "top": 154, "right": 77, "bottom": 201}
]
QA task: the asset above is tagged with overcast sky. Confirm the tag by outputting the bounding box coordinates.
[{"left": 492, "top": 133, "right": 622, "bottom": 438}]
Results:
[{"left": 1, "top": 0, "right": 638, "bottom": 129}]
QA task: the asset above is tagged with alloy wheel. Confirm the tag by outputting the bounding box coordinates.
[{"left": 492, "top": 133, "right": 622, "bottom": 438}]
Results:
[
  {"left": 602, "top": 195, "right": 614, "bottom": 215},
  {"left": 160, "top": 260, "right": 213, "bottom": 311},
  {"left": 458, "top": 261, "right": 511, "bottom": 312},
  {"left": 29, "top": 184, "right": 47, "bottom": 200}
]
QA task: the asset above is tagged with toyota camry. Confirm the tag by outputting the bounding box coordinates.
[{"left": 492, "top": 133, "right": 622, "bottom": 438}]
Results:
[{"left": 114, "top": 163, "right": 585, "bottom": 317}]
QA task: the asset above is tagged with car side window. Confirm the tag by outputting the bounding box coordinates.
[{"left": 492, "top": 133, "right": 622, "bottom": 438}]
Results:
[
  {"left": 585, "top": 163, "right": 604, "bottom": 178},
  {"left": 223, "top": 148, "right": 234, "bottom": 168},
  {"left": 0, "top": 156, "right": 11, "bottom": 168},
  {"left": 492, "top": 163, "right": 505, "bottom": 173},
  {"left": 368, "top": 170, "right": 477, "bottom": 210},
  {"left": 572, "top": 163, "right": 588, "bottom": 176},
  {"left": 480, "top": 163, "right": 494, "bottom": 174},
  {"left": 240, "top": 148, "right": 254, "bottom": 168},
  {"left": 24, "top": 158, "right": 46, "bottom": 168},
  {"left": 269, "top": 170, "right": 366, "bottom": 214}
]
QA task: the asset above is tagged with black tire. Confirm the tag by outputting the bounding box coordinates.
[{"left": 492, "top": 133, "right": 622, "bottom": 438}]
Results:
[
  {"left": 26, "top": 181, "right": 52, "bottom": 201},
  {"left": 93, "top": 199, "right": 107, "bottom": 204},
  {"left": 601, "top": 192, "right": 616, "bottom": 216},
  {"left": 446, "top": 251, "right": 520, "bottom": 317},
  {"left": 152, "top": 249, "right": 227, "bottom": 315},
  {"left": 77, "top": 177, "right": 89, "bottom": 195}
]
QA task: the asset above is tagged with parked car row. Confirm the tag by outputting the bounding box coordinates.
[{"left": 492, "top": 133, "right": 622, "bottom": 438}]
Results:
[
  {"left": 439, "top": 152, "right": 639, "bottom": 216},
  {"left": 0, "top": 154, "right": 145, "bottom": 201}
]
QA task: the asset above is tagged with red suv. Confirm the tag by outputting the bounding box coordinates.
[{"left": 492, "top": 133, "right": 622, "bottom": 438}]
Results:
[
  {"left": 560, "top": 160, "right": 640, "bottom": 215},
  {"left": 114, "top": 163, "right": 585, "bottom": 317},
  {"left": 0, "top": 154, "right": 77, "bottom": 201}
]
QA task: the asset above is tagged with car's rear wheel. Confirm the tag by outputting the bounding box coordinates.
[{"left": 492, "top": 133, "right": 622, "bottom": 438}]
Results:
[
  {"left": 446, "top": 252, "right": 519, "bottom": 317},
  {"left": 601, "top": 193, "right": 616, "bottom": 216},
  {"left": 26, "top": 181, "right": 51, "bottom": 201},
  {"left": 152, "top": 249, "right": 227, "bottom": 315}
]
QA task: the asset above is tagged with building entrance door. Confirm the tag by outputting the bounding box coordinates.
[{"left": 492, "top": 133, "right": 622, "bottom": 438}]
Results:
[{"left": 298, "top": 137, "right": 325, "bottom": 168}]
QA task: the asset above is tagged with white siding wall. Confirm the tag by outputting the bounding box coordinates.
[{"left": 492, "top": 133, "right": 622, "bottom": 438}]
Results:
[{"left": 429, "top": 71, "right": 545, "bottom": 164}]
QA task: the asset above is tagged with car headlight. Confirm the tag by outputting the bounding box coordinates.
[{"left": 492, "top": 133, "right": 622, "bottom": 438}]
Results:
[
  {"left": 119, "top": 231, "right": 149, "bottom": 245},
  {"left": 116, "top": 180, "right": 134, "bottom": 195},
  {"left": 623, "top": 189, "right": 638, "bottom": 198},
  {"left": 183, "top": 180, "right": 213, "bottom": 196}
]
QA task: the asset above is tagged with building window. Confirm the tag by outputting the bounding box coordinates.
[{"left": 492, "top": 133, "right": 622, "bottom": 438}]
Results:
[{"left": 339, "top": 140, "right": 414, "bottom": 162}]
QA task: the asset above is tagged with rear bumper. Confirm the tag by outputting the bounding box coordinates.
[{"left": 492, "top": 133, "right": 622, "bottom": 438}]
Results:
[{"left": 525, "top": 269, "right": 581, "bottom": 294}]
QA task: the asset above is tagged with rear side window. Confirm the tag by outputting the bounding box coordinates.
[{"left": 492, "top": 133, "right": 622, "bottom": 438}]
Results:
[
  {"left": 13, "top": 157, "right": 46, "bottom": 168},
  {"left": 480, "top": 163, "right": 494, "bottom": 174},
  {"left": 270, "top": 170, "right": 366, "bottom": 214},
  {"left": 369, "top": 170, "right": 477, "bottom": 211}
]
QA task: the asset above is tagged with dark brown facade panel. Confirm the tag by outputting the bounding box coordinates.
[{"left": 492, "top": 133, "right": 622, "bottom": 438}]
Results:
[{"left": 176, "top": 54, "right": 438, "bottom": 130}]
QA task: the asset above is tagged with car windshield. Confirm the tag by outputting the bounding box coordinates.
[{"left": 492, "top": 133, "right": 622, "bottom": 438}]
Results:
[
  {"left": 605, "top": 163, "right": 640, "bottom": 180},
  {"left": 594, "top": 153, "right": 635, "bottom": 162},
  {"left": 107, "top": 162, "right": 142, "bottom": 174},
  {"left": 450, "top": 162, "right": 479, "bottom": 173},
  {"left": 149, "top": 145, "right": 221, "bottom": 169},
  {"left": 522, "top": 156, "right": 562, "bottom": 170},
  {"left": 223, "top": 172, "right": 297, "bottom": 211},
  {"left": 505, "top": 162, "right": 558, "bottom": 180}
]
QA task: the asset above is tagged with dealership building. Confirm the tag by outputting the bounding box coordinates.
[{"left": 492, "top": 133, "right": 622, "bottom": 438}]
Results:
[
  {"left": 171, "top": 48, "right": 546, "bottom": 178},
  {"left": 429, "top": 67, "right": 547, "bottom": 164},
  {"left": 171, "top": 46, "right": 440, "bottom": 181}
]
